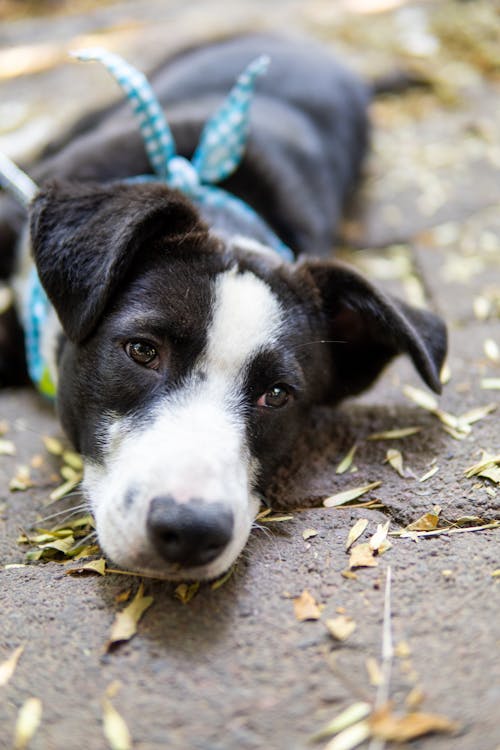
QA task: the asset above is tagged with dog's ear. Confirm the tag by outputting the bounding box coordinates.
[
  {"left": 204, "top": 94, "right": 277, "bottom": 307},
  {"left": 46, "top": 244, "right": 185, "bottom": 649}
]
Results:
[
  {"left": 300, "top": 260, "right": 447, "bottom": 398},
  {"left": 30, "top": 180, "right": 200, "bottom": 342}
]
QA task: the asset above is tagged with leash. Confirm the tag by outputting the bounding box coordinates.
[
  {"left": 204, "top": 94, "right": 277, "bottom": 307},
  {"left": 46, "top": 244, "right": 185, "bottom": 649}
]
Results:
[{"left": 0, "top": 47, "right": 293, "bottom": 399}]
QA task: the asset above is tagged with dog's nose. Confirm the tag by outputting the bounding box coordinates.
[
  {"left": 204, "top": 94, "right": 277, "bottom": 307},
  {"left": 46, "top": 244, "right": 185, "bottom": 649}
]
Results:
[{"left": 147, "top": 496, "right": 234, "bottom": 567}]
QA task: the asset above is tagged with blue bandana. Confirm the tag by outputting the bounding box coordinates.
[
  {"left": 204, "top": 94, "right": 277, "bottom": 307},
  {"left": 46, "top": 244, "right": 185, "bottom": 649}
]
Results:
[{"left": 0, "top": 47, "right": 293, "bottom": 399}]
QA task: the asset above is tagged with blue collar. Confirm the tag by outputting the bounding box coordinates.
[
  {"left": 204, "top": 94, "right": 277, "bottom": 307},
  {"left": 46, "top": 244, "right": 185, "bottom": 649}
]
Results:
[{"left": 0, "top": 48, "right": 293, "bottom": 399}]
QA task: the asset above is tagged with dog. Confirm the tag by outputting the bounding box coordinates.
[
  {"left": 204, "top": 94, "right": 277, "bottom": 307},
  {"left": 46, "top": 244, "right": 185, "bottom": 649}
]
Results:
[{"left": 0, "top": 34, "right": 447, "bottom": 580}]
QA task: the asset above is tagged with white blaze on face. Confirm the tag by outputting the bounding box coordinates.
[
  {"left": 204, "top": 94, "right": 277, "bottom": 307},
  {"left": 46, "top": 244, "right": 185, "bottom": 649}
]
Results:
[{"left": 83, "top": 269, "right": 284, "bottom": 579}]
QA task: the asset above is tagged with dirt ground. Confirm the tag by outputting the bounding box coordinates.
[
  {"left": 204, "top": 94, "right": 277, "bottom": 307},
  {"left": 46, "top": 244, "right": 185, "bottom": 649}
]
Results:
[{"left": 0, "top": 1, "right": 499, "bottom": 749}]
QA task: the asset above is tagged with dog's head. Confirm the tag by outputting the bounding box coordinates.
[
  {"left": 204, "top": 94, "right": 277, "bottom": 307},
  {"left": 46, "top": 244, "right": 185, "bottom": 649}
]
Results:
[{"left": 30, "top": 181, "right": 446, "bottom": 580}]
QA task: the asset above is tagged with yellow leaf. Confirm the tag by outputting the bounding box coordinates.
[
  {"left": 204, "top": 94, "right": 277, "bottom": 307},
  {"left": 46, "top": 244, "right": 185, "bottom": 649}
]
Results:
[
  {"left": 345, "top": 519, "right": 368, "bottom": 551},
  {"left": 325, "top": 615, "right": 356, "bottom": 641},
  {"left": 102, "top": 697, "right": 132, "bottom": 750},
  {"left": 368, "top": 426, "right": 421, "bottom": 440},
  {"left": 365, "top": 657, "right": 383, "bottom": 686},
  {"left": 336, "top": 444, "right": 357, "bottom": 474},
  {"left": 419, "top": 464, "right": 439, "bottom": 482},
  {"left": 42, "top": 436, "right": 64, "bottom": 456},
  {"left": 403, "top": 384, "right": 438, "bottom": 412},
  {"left": 406, "top": 686, "right": 425, "bottom": 709},
  {"left": 258, "top": 514, "right": 294, "bottom": 523},
  {"left": 464, "top": 451, "right": 500, "bottom": 478},
  {"left": 0, "top": 645, "right": 24, "bottom": 687},
  {"left": 349, "top": 543, "right": 378, "bottom": 569},
  {"left": 62, "top": 450, "right": 84, "bottom": 471},
  {"left": 49, "top": 476, "right": 82, "bottom": 503},
  {"left": 174, "top": 582, "right": 200, "bottom": 603},
  {"left": 66, "top": 559, "right": 106, "bottom": 576},
  {"left": 323, "top": 481, "right": 382, "bottom": 508},
  {"left": 107, "top": 583, "right": 153, "bottom": 650},
  {"left": 370, "top": 707, "right": 458, "bottom": 742},
  {"left": 293, "top": 590, "right": 321, "bottom": 621},
  {"left": 210, "top": 566, "right": 235, "bottom": 590},
  {"left": 395, "top": 640, "right": 411, "bottom": 658},
  {"left": 406, "top": 511, "right": 440, "bottom": 532},
  {"left": 324, "top": 720, "right": 371, "bottom": 750},
  {"left": 459, "top": 403, "right": 497, "bottom": 425},
  {"left": 13, "top": 697, "right": 42, "bottom": 750},
  {"left": 385, "top": 449, "right": 405, "bottom": 477},
  {"left": 0, "top": 438, "right": 15, "bottom": 456},
  {"left": 481, "top": 378, "right": 500, "bottom": 390}
]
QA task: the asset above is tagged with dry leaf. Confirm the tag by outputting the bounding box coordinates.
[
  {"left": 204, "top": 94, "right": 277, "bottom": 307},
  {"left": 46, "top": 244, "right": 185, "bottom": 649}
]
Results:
[
  {"left": 174, "top": 582, "right": 200, "bottom": 603},
  {"left": 484, "top": 338, "right": 499, "bottom": 362},
  {"left": 302, "top": 528, "right": 318, "bottom": 541},
  {"left": 345, "top": 519, "right": 368, "bottom": 551},
  {"left": 365, "top": 657, "right": 383, "bottom": 686},
  {"left": 336, "top": 444, "right": 357, "bottom": 475},
  {"left": 369, "top": 521, "right": 390, "bottom": 551},
  {"left": 102, "top": 697, "right": 132, "bottom": 750},
  {"left": 0, "top": 438, "right": 15, "bottom": 456},
  {"left": 349, "top": 543, "right": 378, "bottom": 569},
  {"left": 403, "top": 384, "right": 439, "bottom": 412},
  {"left": 49, "top": 475, "right": 82, "bottom": 503},
  {"left": 460, "top": 403, "right": 497, "bottom": 425},
  {"left": 395, "top": 640, "right": 411, "bottom": 658},
  {"left": 13, "top": 697, "right": 42, "bottom": 750},
  {"left": 385, "top": 449, "right": 406, "bottom": 477},
  {"left": 464, "top": 451, "right": 500, "bottom": 478},
  {"left": 107, "top": 583, "right": 153, "bottom": 650},
  {"left": 42, "top": 436, "right": 64, "bottom": 456},
  {"left": 211, "top": 566, "right": 236, "bottom": 590},
  {"left": 323, "top": 482, "right": 382, "bottom": 508},
  {"left": 341, "top": 570, "right": 358, "bottom": 580},
  {"left": 406, "top": 508, "right": 441, "bottom": 532},
  {"left": 325, "top": 615, "right": 356, "bottom": 641},
  {"left": 419, "top": 464, "right": 439, "bottom": 482},
  {"left": 481, "top": 378, "right": 500, "bottom": 390},
  {"left": 62, "top": 450, "right": 83, "bottom": 471},
  {"left": 405, "top": 686, "right": 425, "bottom": 709},
  {"left": 311, "top": 702, "right": 371, "bottom": 742},
  {"left": 66, "top": 559, "right": 106, "bottom": 576},
  {"left": 370, "top": 707, "right": 458, "bottom": 742},
  {"left": 258, "top": 514, "right": 294, "bottom": 523},
  {"left": 0, "top": 645, "right": 24, "bottom": 687},
  {"left": 368, "top": 426, "right": 421, "bottom": 440},
  {"left": 324, "top": 721, "right": 371, "bottom": 750},
  {"left": 293, "top": 590, "right": 321, "bottom": 621},
  {"left": 9, "top": 466, "right": 32, "bottom": 492}
]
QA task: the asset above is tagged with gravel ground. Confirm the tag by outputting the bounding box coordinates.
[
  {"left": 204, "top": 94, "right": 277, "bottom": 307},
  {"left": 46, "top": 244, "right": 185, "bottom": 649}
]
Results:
[{"left": 0, "top": 2, "right": 499, "bottom": 749}]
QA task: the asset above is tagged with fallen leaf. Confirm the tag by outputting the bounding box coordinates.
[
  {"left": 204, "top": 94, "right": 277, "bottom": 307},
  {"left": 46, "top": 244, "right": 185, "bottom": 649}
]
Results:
[
  {"left": 210, "top": 566, "right": 236, "bottom": 590},
  {"left": 62, "top": 450, "right": 83, "bottom": 471},
  {"left": 325, "top": 615, "right": 356, "bottom": 641},
  {"left": 419, "top": 464, "right": 439, "bottom": 482},
  {"left": 13, "top": 697, "right": 42, "bottom": 750},
  {"left": 403, "top": 384, "right": 438, "bottom": 412},
  {"left": 395, "top": 640, "right": 411, "bottom": 658},
  {"left": 302, "top": 528, "right": 318, "bottom": 541},
  {"left": 42, "top": 436, "right": 64, "bottom": 456},
  {"left": 368, "top": 427, "right": 421, "bottom": 440},
  {"left": 258, "top": 514, "right": 294, "bottom": 523},
  {"left": 460, "top": 403, "right": 497, "bottom": 425},
  {"left": 107, "top": 583, "right": 153, "bottom": 650},
  {"left": 341, "top": 570, "right": 358, "bottom": 580},
  {"left": 464, "top": 451, "right": 500, "bottom": 478},
  {"left": 324, "top": 721, "right": 371, "bottom": 750},
  {"left": 405, "top": 508, "right": 441, "bottom": 532},
  {"left": 0, "top": 645, "right": 24, "bottom": 687},
  {"left": 9, "top": 466, "right": 32, "bottom": 492},
  {"left": 370, "top": 707, "right": 458, "bottom": 742},
  {"left": 385, "top": 449, "right": 405, "bottom": 477},
  {"left": 323, "top": 482, "right": 382, "bottom": 508},
  {"left": 345, "top": 519, "right": 368, "bottom": 551},
  {"left": 174, "top": 582, "right": 199, "bottom": 603},
  {"left": 66, "top": 559, "right": 106, "bottom": 576},
  {"left": 484, "top": 338, "right": 500, "bottom": 362},
  {"left": 349, "top": 543, "right": 378, "bottom": 569},
  {"left": 310, "top": 702, "right": 371, "bottom": 742},
  {"left": 369, "top": 521, "right": 390, "bottom": 551},
  {"left": 365, "top": 657, "right": 383, "bottom": 686},
  {"left": 336, "top": 444, "right": 357, "bottom": 475},
  {"left": 481, "top": 378, "right": 500, "bottom": 390},
  {"left": 491, "top": 569, "right": 500, "bottom": 578},
  {"left": 0, "top": 438, "right": 15, "bottom": 456},
  {"left": 293, "top": 590, "right": 321, "bottom": 621},
  {"left": 49, "top": 475, "right": 82, "bottom": 503},
  {"left": 102, "top": 697, "right": 132, "bottom": 750},
  {"left": 405, "top": 686, "right": 425, "bottom": 709}
]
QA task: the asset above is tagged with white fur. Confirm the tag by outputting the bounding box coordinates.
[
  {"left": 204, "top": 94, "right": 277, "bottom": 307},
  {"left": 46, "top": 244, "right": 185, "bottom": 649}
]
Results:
[{"left": 83, "top": 270, "right": 284, "bottom": 580}]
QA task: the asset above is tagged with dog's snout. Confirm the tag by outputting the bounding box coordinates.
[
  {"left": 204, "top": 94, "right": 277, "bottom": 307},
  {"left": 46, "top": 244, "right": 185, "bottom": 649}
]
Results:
[{"left": 147, "top": 496, "right": 234, "bottom": 567}]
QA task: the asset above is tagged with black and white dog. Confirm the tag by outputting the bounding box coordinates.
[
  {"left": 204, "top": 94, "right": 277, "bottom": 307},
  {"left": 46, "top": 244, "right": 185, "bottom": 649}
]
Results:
[{"left": 0, "top": 34, "right": 446, "bottom": 580}]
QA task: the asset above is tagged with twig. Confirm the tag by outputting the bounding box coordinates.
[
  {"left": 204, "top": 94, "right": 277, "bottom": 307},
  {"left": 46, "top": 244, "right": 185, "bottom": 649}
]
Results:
[{"left": 368, "top": 566, "right": 393, "bottom": 750}]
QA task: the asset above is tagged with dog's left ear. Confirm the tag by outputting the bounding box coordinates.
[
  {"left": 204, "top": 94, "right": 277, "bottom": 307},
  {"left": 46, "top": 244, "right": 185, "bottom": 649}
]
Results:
[{"left": 299, "top": 260, "right": 447, "bottom": 398}]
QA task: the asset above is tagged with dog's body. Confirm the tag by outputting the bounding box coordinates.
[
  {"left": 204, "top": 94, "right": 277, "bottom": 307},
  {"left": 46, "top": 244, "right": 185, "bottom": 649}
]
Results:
[{"left": 0, "top": 34, "right": 446, "bottom": 580}]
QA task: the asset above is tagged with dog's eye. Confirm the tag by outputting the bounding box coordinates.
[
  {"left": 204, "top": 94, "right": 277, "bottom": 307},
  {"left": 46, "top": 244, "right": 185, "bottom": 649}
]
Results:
[
  {"left": 257, "top": 384, "right": 291, "bottom": 409},
  {"left": 125, "top": 340, "right": 159, "bottom": 369}
]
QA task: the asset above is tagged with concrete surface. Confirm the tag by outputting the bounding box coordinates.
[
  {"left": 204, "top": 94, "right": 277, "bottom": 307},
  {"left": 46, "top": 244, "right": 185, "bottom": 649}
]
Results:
[{"left": 0, "top": 2, "right": 499, "bottom": 749}]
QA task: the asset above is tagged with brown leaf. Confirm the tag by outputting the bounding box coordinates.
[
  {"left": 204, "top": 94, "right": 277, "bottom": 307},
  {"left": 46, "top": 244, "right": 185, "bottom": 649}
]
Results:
[
  {"left": 406, "top": 508, "right": 441, "bottom": 532},
  {"left": 370, "top": 707, "right": 458, "bottom": 742},
  {"left": 174, "top": 582, "right": 200, "bottom": 603},
  {"left": 349, "top": 543, "right": 378, "bottom": 569},
  {"left": 293, "top": 590, "right": 321, "bottom": 621},
  {"left": 106, "top": 583, "right": 153, "bottom": 650},
  {"left": 66, "top": 559, "right": 106, "bottom": 576}
]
